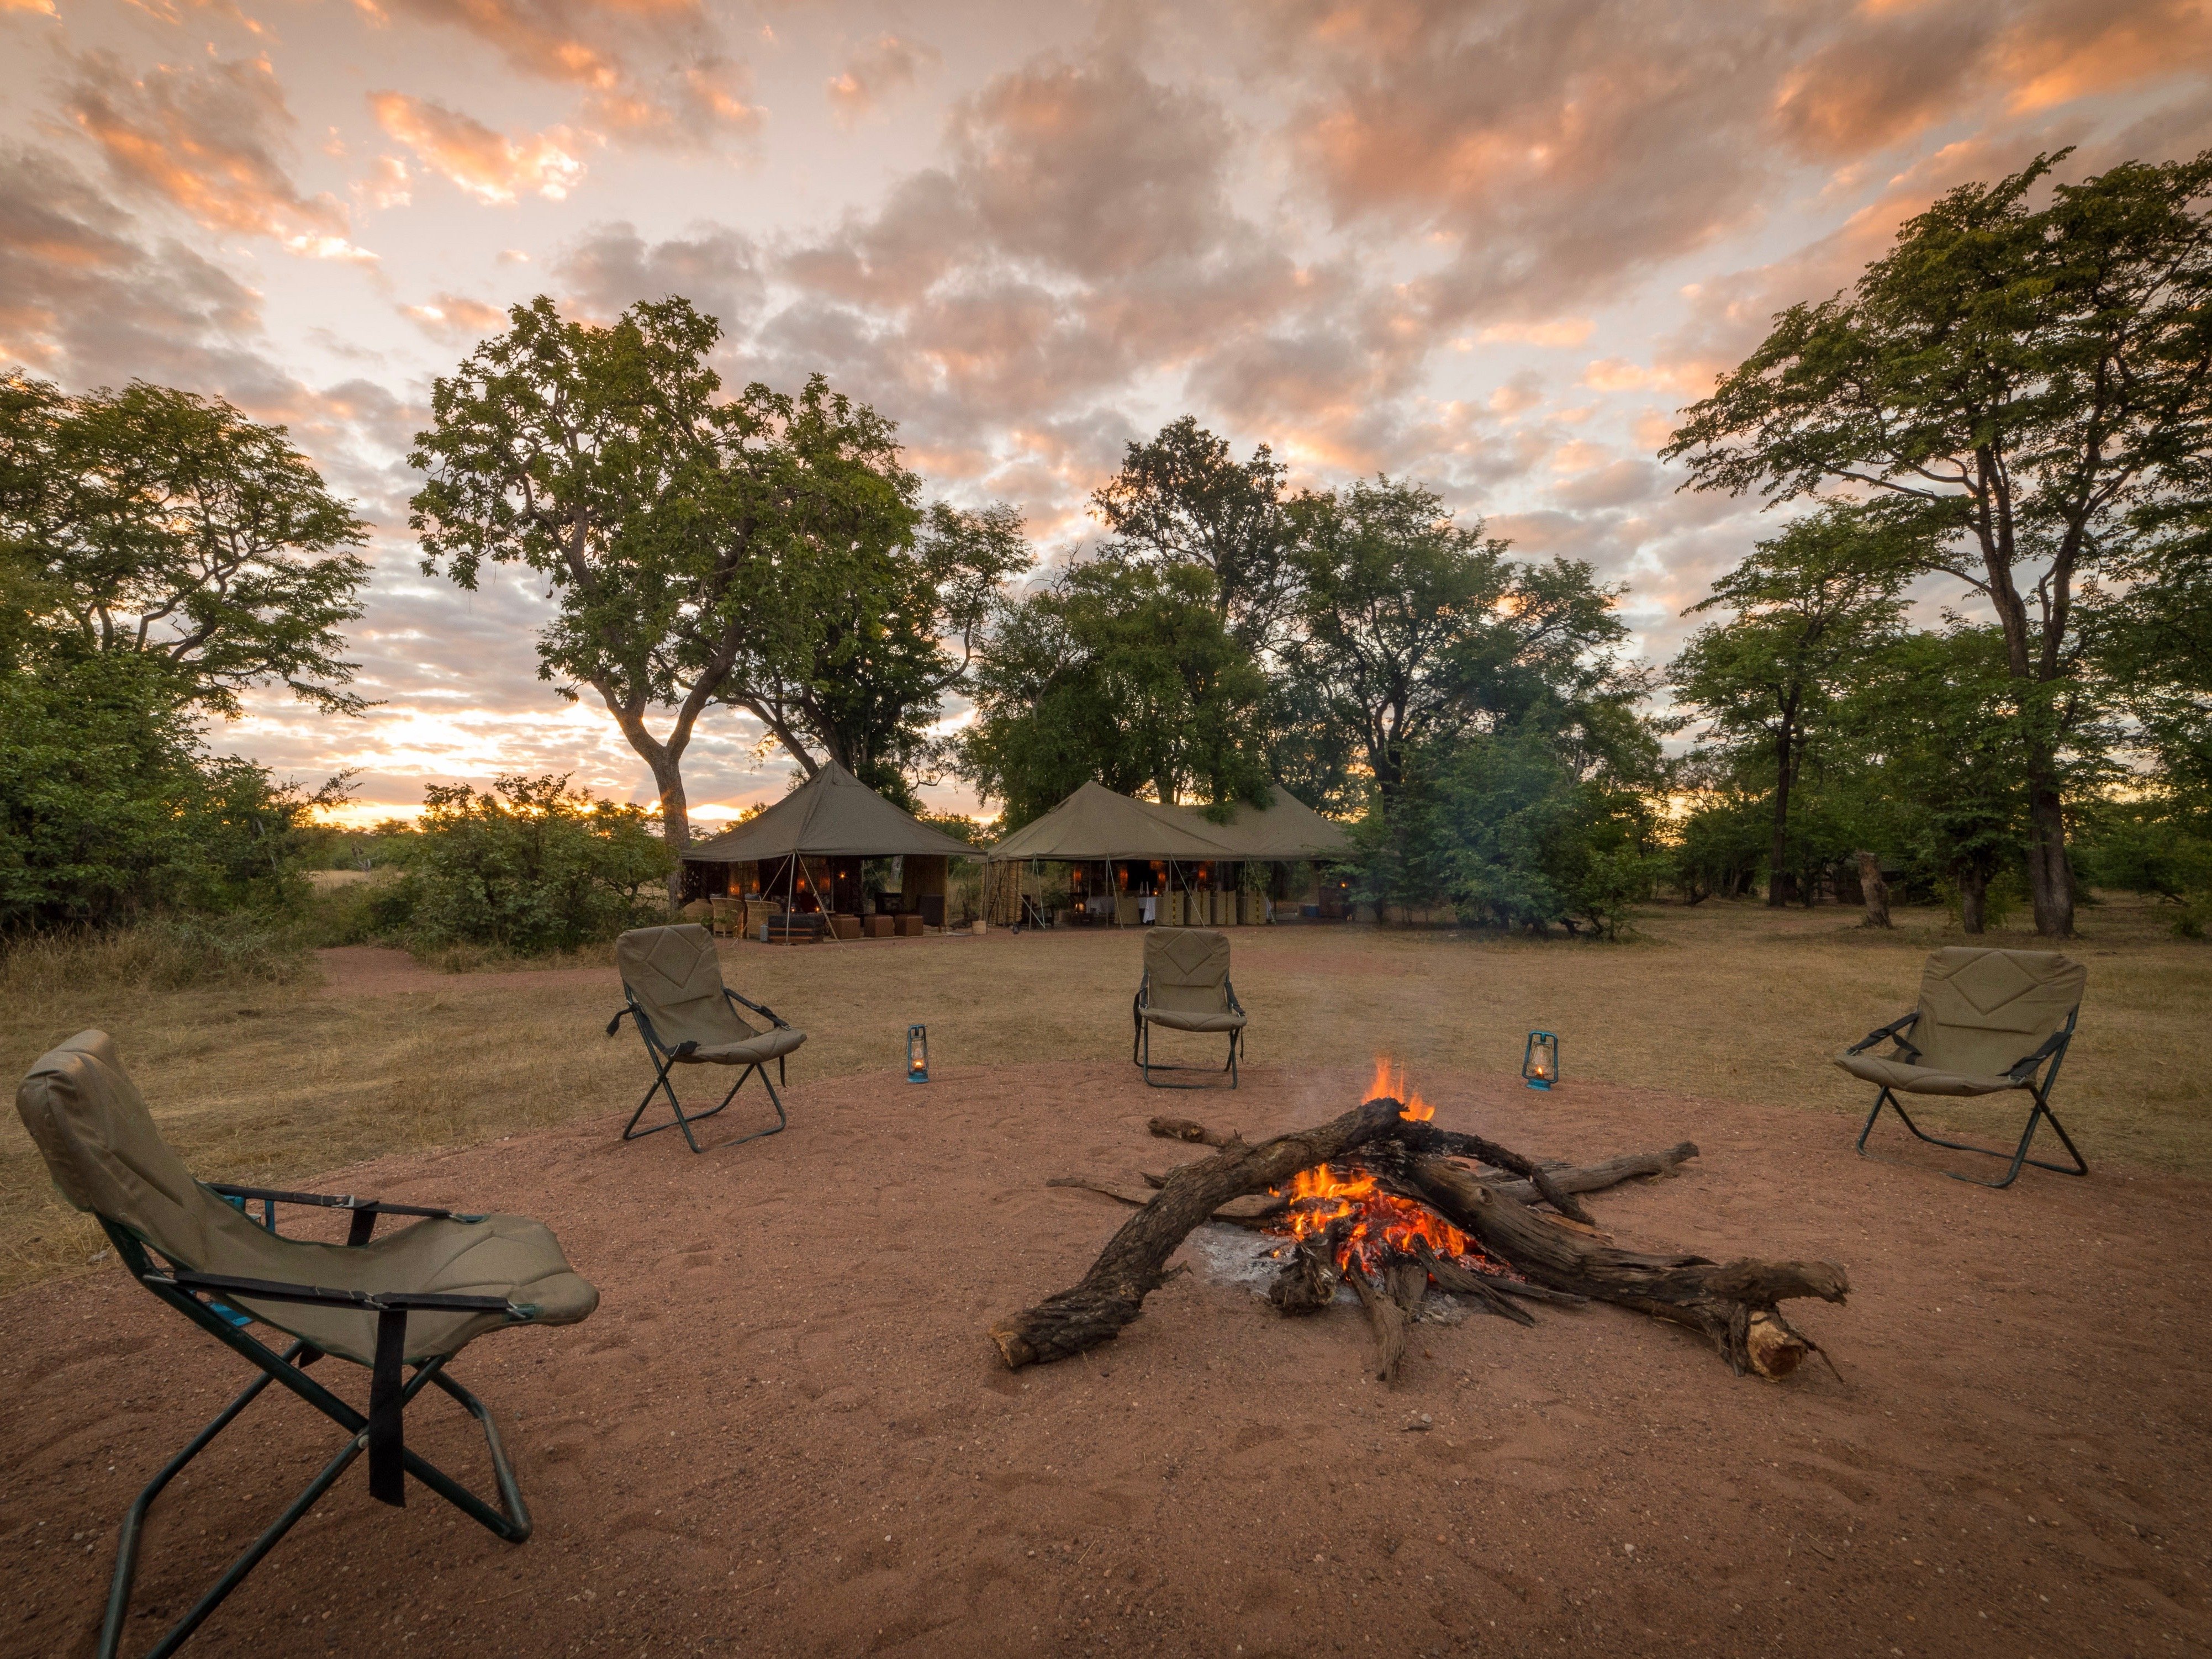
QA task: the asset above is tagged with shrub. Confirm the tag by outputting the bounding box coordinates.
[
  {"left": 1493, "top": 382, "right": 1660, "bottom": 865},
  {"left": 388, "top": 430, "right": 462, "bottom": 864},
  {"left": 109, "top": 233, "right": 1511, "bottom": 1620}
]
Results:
[{"left": 373, "top": 775, "right": 672, "bottom": 954}]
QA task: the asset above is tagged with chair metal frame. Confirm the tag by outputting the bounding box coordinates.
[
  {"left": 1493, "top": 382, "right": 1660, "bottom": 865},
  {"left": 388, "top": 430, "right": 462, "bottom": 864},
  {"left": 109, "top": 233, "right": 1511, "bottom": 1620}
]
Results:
[
  {"left": 1131, "top": 969, "right": 1245, "bottom": 1090},
  {"left": 1849, "top": 1006, "right": 2088, "bottom": 1189},
  {"left": 607, "top": 985, "right": 793, "bottom": 1153},
  {"left": 93, "top": 1186, "right": 535, "bottom": 1659}
]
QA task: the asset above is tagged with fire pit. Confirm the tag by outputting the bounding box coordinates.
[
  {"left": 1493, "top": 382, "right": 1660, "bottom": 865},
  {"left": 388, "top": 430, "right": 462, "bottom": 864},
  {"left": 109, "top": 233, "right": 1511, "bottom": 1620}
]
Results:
[{"left": 1000, "top": 1061, "right": 1850, "bottom": 1385}]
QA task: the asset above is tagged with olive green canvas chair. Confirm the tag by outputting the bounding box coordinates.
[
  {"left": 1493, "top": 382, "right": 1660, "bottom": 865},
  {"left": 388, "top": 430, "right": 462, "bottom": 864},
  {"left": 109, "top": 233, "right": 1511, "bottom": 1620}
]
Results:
[
  {"left": 15, "top": 1031, "right": 598, "bottom": 1659},
  {"left": 608, "top": 923, "right": 806, "bottom": 1152},
  {"left": 1839, "top": 947, "right": 2089, "bottom": 1189},
  {"left": 1132, "top": 927, "right": 1247, "bottom": 1089}
]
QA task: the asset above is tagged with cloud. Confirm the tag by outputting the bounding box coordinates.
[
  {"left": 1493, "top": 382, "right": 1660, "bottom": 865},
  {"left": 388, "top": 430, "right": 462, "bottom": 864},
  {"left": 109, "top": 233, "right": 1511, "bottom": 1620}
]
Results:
[
  {"left": 0, "top": 144, "right": 269, "bottom": 389},
  {"left": 400, "top": 292, "right": 511, "bottom": 342},
  {"left": 827, "top": 34, "right": 942, "bottom": 124},
  {"left": 556, "top": 220, "right": 764, "bottom": 337},
  {"left": 60, "top": 51, "right": 371, "bottom": 260},
  {"left": 377, "top": 0, "right": 757, "bottom": 151},
  {"left": 369, "top": 92, "right": 588, "bottom": 203}
]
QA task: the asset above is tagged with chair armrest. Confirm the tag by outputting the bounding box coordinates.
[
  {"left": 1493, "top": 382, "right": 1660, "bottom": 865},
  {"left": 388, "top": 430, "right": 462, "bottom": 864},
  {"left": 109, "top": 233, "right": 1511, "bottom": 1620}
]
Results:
[
  {"left": 207, "top": 1184, "right": 459, "bottom": 1221},
  {"left": 1225, "top": 979, "right": 1245, "bottom": 1016},
  {"left": 2007, "top": 1031, "right": 2071, "bottom": 1084},
  {"left": 726, "top": 989, "right": 790, "bottom": 1029},
  {"left": 149, "top": 1268, "right": 517, "bottom": 1318},
  {"left": 1846, "top": 1011, "right": 1920, "bottom": 1056}
]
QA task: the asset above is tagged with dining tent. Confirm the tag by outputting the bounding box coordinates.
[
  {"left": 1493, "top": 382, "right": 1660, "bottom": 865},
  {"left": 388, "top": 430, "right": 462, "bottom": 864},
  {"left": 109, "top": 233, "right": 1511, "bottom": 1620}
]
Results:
[
  {"left": 681, "top": 760, "right": 976, "bottom": 930},
  {"left": 983, "top": 781, "right": 1349, "bottom": 924}
]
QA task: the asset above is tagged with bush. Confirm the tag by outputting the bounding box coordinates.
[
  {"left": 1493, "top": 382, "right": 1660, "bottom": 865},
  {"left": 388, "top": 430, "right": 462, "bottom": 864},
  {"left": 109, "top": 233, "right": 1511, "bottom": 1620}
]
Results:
[
  {"left": 372, "top": 775, "right": 672, "bottom": 954},
  {"left": 1359, "top": 726, "right": 1660, "bottom": 939},
  {"left": 0, "top": 651, "right": 334, "bottom": 932}
]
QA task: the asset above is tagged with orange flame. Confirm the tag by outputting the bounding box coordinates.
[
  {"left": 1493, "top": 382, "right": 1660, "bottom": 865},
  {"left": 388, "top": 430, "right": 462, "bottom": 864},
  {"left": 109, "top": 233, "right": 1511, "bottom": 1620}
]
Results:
[
  {"left": 1367, "top": 1055, "right": 1435, "bottom": 1122},
  {"left": 1272, "top": 1159, "right": 1509, "bottom": 1280}
]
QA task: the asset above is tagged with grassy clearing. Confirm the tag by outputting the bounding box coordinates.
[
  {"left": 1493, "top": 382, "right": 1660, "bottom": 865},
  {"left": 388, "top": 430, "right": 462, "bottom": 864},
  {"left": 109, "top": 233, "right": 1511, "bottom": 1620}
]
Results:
[{"left": 2, "top": 895, "right": 2204, "bottom": 1295}]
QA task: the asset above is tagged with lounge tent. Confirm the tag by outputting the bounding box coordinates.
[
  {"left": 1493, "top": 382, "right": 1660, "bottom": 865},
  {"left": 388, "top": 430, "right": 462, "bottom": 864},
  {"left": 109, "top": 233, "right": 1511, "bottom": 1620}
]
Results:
[
  {"left": 682, "top": 760, "right": 977, "bottom": 933},
  {"left": 984, "top": 781, "right": 1349, "bottom": 924}
]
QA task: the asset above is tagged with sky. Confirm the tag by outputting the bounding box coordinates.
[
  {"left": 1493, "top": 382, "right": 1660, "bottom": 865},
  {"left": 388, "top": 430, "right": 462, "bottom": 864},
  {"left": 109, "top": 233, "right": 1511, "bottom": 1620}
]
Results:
[{"left": 4, "top": 0, "right": 2209, "bottom": 826}]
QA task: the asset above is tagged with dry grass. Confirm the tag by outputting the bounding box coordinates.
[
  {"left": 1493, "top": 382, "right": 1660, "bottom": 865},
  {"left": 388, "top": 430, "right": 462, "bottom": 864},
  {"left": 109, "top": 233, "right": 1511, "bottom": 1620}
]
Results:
[{"left": 3, "top": 895, "right": 2205, "bottom": 1296}]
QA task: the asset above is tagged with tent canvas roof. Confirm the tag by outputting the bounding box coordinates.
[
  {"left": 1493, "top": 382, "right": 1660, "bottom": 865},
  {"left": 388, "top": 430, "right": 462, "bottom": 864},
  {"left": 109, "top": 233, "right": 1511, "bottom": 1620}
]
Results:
[
  {"left": 680, "top": 760, "right": 978, "bottom": 863},
  {"left": 983, "top": 783, "right": 1237, "bottom": 863},
  {"left": 1163, "top": 789, "right": 1355, "bottom": 860},
  {"left": 984, "top": 781, "right": 1349, "bottom": 863}
]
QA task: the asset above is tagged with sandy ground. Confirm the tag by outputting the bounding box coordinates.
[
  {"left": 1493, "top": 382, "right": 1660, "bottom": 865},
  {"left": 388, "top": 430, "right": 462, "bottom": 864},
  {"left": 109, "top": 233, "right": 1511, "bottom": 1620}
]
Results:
[{"left": 3, "top": 1057, "right": 2207, "bottom": 1658}]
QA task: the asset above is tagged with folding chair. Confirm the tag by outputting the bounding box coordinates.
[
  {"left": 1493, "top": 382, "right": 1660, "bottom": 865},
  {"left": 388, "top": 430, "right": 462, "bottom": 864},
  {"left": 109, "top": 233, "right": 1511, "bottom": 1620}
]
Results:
[
  {"left": 1132, "top": 927, "right": 1247, "bottom": 1089},
  {"left": 608, "top": 924, "right": 806, "bottom": 1152},
  {"left": 1839, "top": 946, "right": 2089, "bottom": 1189},
  {"left": 14, "top": 1031, "right": 599, "bottom": 1659}
]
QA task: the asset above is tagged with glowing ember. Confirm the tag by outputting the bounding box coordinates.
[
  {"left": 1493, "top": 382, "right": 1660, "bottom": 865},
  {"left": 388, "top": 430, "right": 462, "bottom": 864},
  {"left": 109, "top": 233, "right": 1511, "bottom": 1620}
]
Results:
[{"left": 1269, "top": 1059, "right": 1515, "bottom": 1282}]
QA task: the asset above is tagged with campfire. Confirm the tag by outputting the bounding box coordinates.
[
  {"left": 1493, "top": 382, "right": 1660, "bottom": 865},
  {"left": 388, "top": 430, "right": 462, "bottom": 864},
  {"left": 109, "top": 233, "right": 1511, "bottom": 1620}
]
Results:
[{"left": 1002, "top": 1062, "right": 1850, "bottom": 1385}]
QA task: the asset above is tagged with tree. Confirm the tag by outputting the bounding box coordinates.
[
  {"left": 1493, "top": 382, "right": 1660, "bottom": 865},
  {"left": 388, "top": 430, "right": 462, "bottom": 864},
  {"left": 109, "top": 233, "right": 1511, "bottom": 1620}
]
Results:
[
  {"left": 1668, "top": 504, "right": 1913, "bottom": 905},
  {"left": 959, "top": 556, "right": 1273, "bottom": 824},
  {"left": 731, "top": 499, "right": 1031, "bottom": 805},
  {"left": 1, "top": 372, "right": 370, "bottom": 716},
  {"left": 1844, "top": 627, "right": 2040, "bottom": 933},
  {"left": 1287, "top": 477, "right": 1634, "bottom": 807},
  {"left": 1091, "top": 416, "right": 1295, "bottom": 651},
  {"left": 1664, "top": 149, "right": 2212, "bottom": 936}
]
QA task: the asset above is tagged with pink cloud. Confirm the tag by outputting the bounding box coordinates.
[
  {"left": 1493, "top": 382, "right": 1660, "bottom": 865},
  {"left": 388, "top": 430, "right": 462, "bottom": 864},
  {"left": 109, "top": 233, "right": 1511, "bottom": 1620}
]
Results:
[{"left": 369, "top": 93, "right": 587, "bottom": 203}]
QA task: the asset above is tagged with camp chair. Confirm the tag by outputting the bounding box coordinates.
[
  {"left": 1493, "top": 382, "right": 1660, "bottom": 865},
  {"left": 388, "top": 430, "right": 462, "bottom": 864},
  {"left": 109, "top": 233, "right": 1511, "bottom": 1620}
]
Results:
[
  {"left": 608, "top": 923, "right": 805, "bottom": 1152},
  {"left": 1839, "top": 947, "right": 2089, "bottom": 1189},
  {"left": 14, "top": 1031, "right": 598, "bottom": 1659},
  {"left": 1132, "top": 927, "right": 1247, "bottom": 1089}
]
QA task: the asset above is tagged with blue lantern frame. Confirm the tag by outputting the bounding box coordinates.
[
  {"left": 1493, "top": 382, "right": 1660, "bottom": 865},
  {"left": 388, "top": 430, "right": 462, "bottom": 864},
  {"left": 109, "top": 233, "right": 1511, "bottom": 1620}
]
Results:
[
  {"left": 1522, "top": 1030, "right": 1559, "bottom": 1091},
  {"left": 906, "top": 1024, "right": 929, "bottom": 1084}
]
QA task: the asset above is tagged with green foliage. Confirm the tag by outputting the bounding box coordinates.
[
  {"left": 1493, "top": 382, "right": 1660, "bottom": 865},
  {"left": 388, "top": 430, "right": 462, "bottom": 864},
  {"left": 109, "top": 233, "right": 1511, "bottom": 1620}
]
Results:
[
  {"left": 371, "top": 775, "right": 672, "bottom": 953},
  {"left": 1360, "top": 726, "right": 1661, "bottom": 939},
  {"left": 1289, "top": 477, "right": 1639, "bottom": 805},
  {"left": 0, "top": 648, "right": 336, "bottom": 932},
  {"left": 2077, "top": 805, "right": 2212, "bottom": 937},
  {"left": 1, "top": 372, "right": 370, "bottom": 716},
  {"left": 1669, "top": 792, "right": 1772, "bottom": 904},
  {"left": 960, "top": 557, "right": 1274, "bottom": 826},
  {"left": 1090, "top": 415, "right": 1294, "bottom": 650}
]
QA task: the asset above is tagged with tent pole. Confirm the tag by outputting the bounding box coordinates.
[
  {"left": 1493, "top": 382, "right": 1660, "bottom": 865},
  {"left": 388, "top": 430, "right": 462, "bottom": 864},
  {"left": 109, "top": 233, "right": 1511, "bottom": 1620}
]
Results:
[{"left": 799, "top": 854, "right": 844, "bottom": 944}]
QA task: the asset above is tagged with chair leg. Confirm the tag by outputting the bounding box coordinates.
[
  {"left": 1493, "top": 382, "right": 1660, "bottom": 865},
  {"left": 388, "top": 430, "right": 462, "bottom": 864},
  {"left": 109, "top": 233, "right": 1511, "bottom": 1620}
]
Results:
[
  {"left": 623, "top": 1060, "right": 785, "bottom": 1153},
  {"left": 1136, "top": 1019, "right": 1244, "bottom": 1090},
  {"left": 1856, "top": 1083, "right": 2089, "bottom": 1188},
  {"left": 102, "top": 1329, "right": 531, "bottom": 1659}
]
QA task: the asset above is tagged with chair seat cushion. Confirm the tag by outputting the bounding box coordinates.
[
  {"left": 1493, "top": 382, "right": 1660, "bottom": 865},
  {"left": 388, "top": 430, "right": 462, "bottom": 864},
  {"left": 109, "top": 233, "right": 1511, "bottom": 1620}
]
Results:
[
  {"left": 680, "top": 1026, "right": 807, "bottom": 1066},
  {"left": 1835, "top": 1050, "right": 2021, "bottom": 1097},
  {"left": 233, "top": 1212, "right": 600, "bottom": 1367},
  {"left": 1142, "top": 1007, "right": 1248, "bottom": 1034}
]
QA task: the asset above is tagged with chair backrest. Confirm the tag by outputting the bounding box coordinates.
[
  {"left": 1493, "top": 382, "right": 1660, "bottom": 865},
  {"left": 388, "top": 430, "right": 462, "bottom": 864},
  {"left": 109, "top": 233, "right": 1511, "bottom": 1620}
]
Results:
[
  {"left": 17, "top": 1031, "right": 291, "bottom": 1277},
  {"left": 1910, "top": 947, "right": 2086, "bottom": 1076},
  {"left": 1144, "top": 927, "right": 1232, "bottom": 1016},
  {"left": 616, "top": 924, "right": 759, "bottom": 1050}
]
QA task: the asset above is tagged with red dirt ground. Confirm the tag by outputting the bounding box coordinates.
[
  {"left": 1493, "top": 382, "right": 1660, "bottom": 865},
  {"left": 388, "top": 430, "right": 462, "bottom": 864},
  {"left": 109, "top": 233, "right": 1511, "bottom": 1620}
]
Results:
[{"left": 2, "top": 1060, "right": 2206, "bottom": 1658}]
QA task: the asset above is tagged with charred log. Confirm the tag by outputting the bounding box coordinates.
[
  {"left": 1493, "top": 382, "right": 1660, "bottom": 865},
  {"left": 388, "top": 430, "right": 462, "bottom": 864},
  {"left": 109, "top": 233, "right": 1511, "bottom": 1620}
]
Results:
[
  {"left": 990, "top": 1097, "right": 1408, "bottom": 1369},
  {"left": 1402, "top": 1155, "right": 1846, "bottom": 1378}
]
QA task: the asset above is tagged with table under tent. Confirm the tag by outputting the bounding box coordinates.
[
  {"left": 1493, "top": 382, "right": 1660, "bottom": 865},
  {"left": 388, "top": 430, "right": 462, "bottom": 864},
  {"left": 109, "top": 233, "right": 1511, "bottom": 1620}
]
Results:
[
  {"left": 980, "top": 781, "right": 1354, "bottom": 928},
  {"left": 678, "top": 760, "right": 979, "bottom": 943}
]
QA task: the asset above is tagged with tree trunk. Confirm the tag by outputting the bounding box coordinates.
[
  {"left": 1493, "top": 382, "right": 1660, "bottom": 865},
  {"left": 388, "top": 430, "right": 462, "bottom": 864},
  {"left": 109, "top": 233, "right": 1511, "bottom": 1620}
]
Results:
[
  {"left": 1856, "top": 852, "right": 1891, "bottom": 929},
  {"left": 2026, "top": 783, "right": 2074, "bottom": 938},
  {"left": 1956, "top": 867, "right": 1988, "bottom": 936},
  {"left": 1767, "top": 726, "right": 1795, "bottom": 908}
]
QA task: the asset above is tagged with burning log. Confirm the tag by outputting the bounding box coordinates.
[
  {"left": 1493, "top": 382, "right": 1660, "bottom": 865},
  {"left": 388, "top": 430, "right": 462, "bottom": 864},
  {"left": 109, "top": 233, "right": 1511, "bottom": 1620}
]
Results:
[
  {"left": 999, "top": 1092, "right": 1850, "bottom": 1382},
  {"left": 989, "top": 1097, "right": 1407, "bottom": 1369}
]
